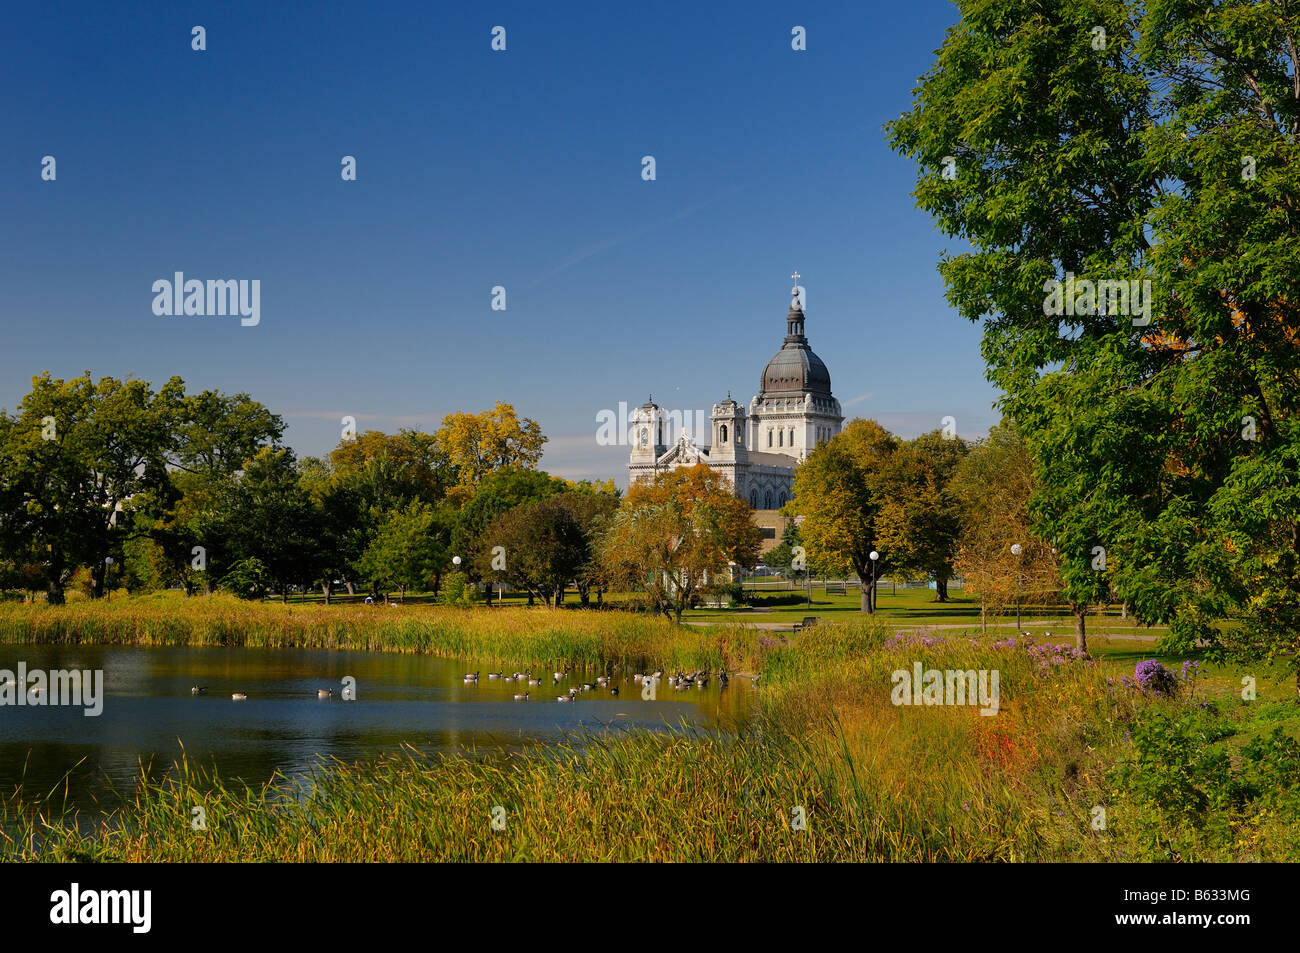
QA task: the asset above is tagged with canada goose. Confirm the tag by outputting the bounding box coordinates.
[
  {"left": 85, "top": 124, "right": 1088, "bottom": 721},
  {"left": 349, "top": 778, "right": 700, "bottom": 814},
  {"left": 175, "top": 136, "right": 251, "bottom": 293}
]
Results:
[
  {"left": 232, "top": 692, "right": 248, "bottom": 701},
  {"left": 513, "top": 692, "right": 529, "bottom": 700},
  {"left": 487, "top": 672, "right": 502, "bottom": 680},
  {"left": 317, "top": 689, "right": 332, "bottom": 698},
  {"left": 569, "top": 687, "right": 579, "bottom": 696},
  {"left": 528, "top": 677, "right": 541, "bottom": 686},
  {"left": 190, "top": 685, "right": 207, "bottom": 694},
  {"left": 610, "top": 686, "right": 619, "bottom": 697},
  {"left": 582, "top": 682, "right": 595, "bottom": 691},
  {"left": 596, "top": 676, "right": 609, "bottom": 686},
  {"left": 463, "top": 671, "right": 479, "bottom": 682},
  {"left": 504, "top": 675, "right": 515, "bottom": 683},
  {"left": 557, "top": 695, "right": 572, "bottom": 703}
]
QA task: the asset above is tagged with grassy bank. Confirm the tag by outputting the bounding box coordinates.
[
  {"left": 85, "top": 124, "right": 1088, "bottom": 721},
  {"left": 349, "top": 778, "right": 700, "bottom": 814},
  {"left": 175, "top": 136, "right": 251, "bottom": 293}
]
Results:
[
  {"left": 4, "top": 601, "right": 1296, "bottom": 861},
  {"left": 0, "top": 594, "right": 759, "bottom": 673}
]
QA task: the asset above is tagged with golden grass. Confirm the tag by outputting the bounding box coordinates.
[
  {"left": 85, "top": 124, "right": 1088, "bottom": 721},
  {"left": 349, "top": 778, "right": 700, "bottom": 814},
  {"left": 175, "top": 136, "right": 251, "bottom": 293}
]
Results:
[{"left": 3, "top": 600, "right": 1296, "bottom": 862}]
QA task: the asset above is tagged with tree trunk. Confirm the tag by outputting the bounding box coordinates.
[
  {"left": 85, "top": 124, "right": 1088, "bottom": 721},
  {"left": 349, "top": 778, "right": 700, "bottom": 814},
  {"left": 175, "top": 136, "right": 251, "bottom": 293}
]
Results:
[
  {"left": 46, "top": 578, "right": 65, "bottom": 605},
  {"left": 399, "top": 584, "right": 406, "bottom": 604},
  {"left": 981, "top": 601, "right": 986, "bottom": 635},
  {"left": 1074, "top": 604, "right": 1088, "bottom": 654},
  {"left": 322, "top": 580, "right": 332, "bottom": 605},
  {"left": 91, "top": 561, "right": 107, "bottom": 599},
  {"left": 935, "top": 577, "right": 949, "bottom": 602},
  {"left": 859, "top": 576, "right": 871, "bottom": 613},
  {"left": 345, "top": 580, "right": 356, "bottom": 596}
]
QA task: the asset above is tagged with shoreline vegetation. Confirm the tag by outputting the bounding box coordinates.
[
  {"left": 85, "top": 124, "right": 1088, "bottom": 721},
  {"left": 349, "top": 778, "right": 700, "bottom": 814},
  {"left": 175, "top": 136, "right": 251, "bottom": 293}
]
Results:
[
  {"left": 0, "top": 595, "right": 751, "bottom": 672},
  {"left": 1, "top": 597, "right": 1298, "bottom": 861}
]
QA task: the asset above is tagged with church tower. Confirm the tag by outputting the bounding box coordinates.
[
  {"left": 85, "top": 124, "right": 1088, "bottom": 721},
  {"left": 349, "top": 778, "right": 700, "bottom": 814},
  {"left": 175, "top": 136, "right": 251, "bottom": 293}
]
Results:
[{"left": 627, "top": 396, "right": 667, "bottom": 486}]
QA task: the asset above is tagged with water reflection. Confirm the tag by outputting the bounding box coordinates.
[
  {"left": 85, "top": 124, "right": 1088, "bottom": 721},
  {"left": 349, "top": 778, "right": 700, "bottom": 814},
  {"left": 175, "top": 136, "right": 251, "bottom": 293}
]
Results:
[{"left": 0, "top": 644, "right": 753, "bottom": 812}]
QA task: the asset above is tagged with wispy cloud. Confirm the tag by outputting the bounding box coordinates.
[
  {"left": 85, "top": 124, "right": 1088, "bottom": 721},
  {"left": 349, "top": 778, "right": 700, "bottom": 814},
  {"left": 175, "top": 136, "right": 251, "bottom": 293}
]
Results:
[
  {"left": 841, "top": 392, "right": 875, "bottom": 408},
  {"left": 529, "top": 182, "right": 751, "bottom": 287}
]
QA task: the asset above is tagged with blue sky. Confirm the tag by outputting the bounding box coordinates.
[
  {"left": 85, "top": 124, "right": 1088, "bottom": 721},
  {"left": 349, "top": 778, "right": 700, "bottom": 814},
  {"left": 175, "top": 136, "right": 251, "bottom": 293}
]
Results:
[{"left": 1, "top": 0, "right": 998, "bottom": 485}]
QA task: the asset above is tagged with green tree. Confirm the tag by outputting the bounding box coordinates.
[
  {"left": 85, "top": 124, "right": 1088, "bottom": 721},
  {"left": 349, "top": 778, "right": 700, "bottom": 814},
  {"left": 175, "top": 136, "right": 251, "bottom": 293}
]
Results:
[
  {"left": 0, "top": 373, "right": 185, "bottom": 602},
  {"left": 477, "top": 498, "right": 588, "bottom": 607},
  {"left": 452, "top": 467, "right": 571, "bottom": 575},
  {"left": 203, "top": 447, "right": 320, "bottom": 602},
  {"left": 357, "top": 500, "right": 451, "bottom": 603},
  {"left": 887, "top": 0, "right": 1300, "bottom": 665},
  {"left": 876, "top": 430, "right": 969, "bottom": 601},
  {"left": 787, "top": 419, "right": 898, "bottom": 613}
]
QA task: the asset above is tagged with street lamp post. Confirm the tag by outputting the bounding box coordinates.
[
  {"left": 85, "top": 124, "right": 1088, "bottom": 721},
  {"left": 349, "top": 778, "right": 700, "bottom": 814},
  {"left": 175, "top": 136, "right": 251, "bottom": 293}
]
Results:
[
  {"left": 1010, "top": 543, "right": 1023, "bottom": 631},
  {"left": 869, "top": 550, "right": 879, "bottom": 614}
]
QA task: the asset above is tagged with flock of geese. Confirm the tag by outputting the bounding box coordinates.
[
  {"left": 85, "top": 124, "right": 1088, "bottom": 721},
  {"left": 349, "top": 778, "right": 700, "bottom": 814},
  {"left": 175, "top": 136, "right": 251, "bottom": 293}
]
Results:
[
  {"left": 461, "top": 666, "right": 731, "bottom": 702},
  {"left": 192, "top": 668, "right": 735, "bottom": 702}
]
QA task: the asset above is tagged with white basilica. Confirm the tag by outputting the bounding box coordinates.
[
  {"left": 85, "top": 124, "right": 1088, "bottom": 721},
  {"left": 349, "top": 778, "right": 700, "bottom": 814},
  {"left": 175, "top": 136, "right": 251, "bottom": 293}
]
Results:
[{"left": 628, "top": 275, "right": 844, "bottom": 510}]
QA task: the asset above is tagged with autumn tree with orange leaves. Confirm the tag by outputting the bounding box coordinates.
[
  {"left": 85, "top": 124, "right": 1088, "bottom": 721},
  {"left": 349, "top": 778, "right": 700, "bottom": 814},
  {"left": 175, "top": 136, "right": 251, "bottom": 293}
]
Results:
[{"left": 597, "top": 464, "right": 760, "bottom": 623}]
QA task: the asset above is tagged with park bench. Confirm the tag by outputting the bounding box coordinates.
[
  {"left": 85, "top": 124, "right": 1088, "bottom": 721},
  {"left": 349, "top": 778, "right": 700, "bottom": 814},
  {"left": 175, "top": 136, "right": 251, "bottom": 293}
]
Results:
[
  {"left": 793, "top": 616, "right": 819, "bottom": 632},
  {"left": 825, "top": 582, "right": 846, "bottom": 594}
]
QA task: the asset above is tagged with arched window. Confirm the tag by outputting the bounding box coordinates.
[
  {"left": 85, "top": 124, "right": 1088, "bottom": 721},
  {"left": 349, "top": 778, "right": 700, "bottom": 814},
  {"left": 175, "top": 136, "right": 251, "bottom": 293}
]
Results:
[
  {"left": 749, "top": 490, "right": 758, "bottom": 508},
  {"left": 779, "top": 492, "right": 787, "bottom": 507},
  {"left": 720, "top": 424, "right": 728, "bottom": 444},
  {"left": 778, "top": 430, "right": 784, "bottom": 447},
  {"left": 764, "top": 491, "right": 773, "bottom": 509},
  {"left": 767, "top": 429, "right": 773, "bottom": 448}
]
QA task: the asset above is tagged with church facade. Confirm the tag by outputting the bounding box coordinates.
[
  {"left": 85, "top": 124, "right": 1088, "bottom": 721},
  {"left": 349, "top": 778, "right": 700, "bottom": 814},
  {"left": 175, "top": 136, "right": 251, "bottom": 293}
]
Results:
[{"left": 628, "top": 275, "right": 843, "bottom": 509}]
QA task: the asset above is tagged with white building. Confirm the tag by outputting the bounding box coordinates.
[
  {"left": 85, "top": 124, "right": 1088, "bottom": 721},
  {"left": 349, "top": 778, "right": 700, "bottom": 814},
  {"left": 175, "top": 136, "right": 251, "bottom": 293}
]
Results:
[{"left": 628, "top": 275, "right": 843, "bottom": 510}]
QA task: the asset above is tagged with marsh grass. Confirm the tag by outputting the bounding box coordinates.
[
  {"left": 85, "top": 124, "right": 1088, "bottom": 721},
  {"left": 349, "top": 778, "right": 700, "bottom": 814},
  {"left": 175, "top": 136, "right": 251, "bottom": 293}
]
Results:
[
  {"left": 3, "top": 602, "right": 1296, "bottom": 861},
  {"left": 0, "top": 594, "right": 751, "bottom": 673}
]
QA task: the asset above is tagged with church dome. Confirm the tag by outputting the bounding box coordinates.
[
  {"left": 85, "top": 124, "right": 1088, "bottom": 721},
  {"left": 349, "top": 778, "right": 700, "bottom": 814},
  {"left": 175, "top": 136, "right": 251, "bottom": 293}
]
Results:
[
  {"left": 761, "top": 345, "right": 832, "bottom": 397},
  {"left": 760, "top": 278, "right": 832, "bottom": 397}
]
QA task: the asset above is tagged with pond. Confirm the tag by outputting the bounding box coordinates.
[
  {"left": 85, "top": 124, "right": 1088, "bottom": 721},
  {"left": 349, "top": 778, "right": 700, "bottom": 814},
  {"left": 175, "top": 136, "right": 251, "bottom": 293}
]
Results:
[{"left": 0, "top": 643, "right": 754, "bottom": 813}]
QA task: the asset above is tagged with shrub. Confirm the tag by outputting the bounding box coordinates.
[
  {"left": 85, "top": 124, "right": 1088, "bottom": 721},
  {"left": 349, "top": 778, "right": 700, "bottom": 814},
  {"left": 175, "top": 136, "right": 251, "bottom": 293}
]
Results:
[
  {"left": 218, "top": 557, "right": 270, "bottom": 601},
  {"left": 1133, "top": 659, "right": 1179, "bottom": 697}
]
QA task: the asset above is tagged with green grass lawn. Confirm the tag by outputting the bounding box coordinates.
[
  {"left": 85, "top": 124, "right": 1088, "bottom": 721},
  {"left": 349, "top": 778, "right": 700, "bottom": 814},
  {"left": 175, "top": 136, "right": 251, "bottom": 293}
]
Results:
[
  {"left": 685, "top": 582, "right": 1169, "bottom": 639},
  {"left": 105, "top": 580, "right": 1168, "bottom": 640}
]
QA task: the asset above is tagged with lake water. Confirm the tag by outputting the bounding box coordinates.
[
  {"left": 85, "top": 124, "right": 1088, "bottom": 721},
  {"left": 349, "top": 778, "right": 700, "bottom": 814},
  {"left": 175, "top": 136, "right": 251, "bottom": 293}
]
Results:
[{"left": 0, "top": 644, "right": 753, "bottom": 812}]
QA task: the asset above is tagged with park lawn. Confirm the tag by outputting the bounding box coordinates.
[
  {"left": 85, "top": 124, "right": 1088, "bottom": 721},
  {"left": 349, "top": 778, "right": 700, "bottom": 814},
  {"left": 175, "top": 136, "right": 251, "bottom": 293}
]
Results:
[{"left": 685, "top": 583, "right": 1170, "bottom": 639}]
